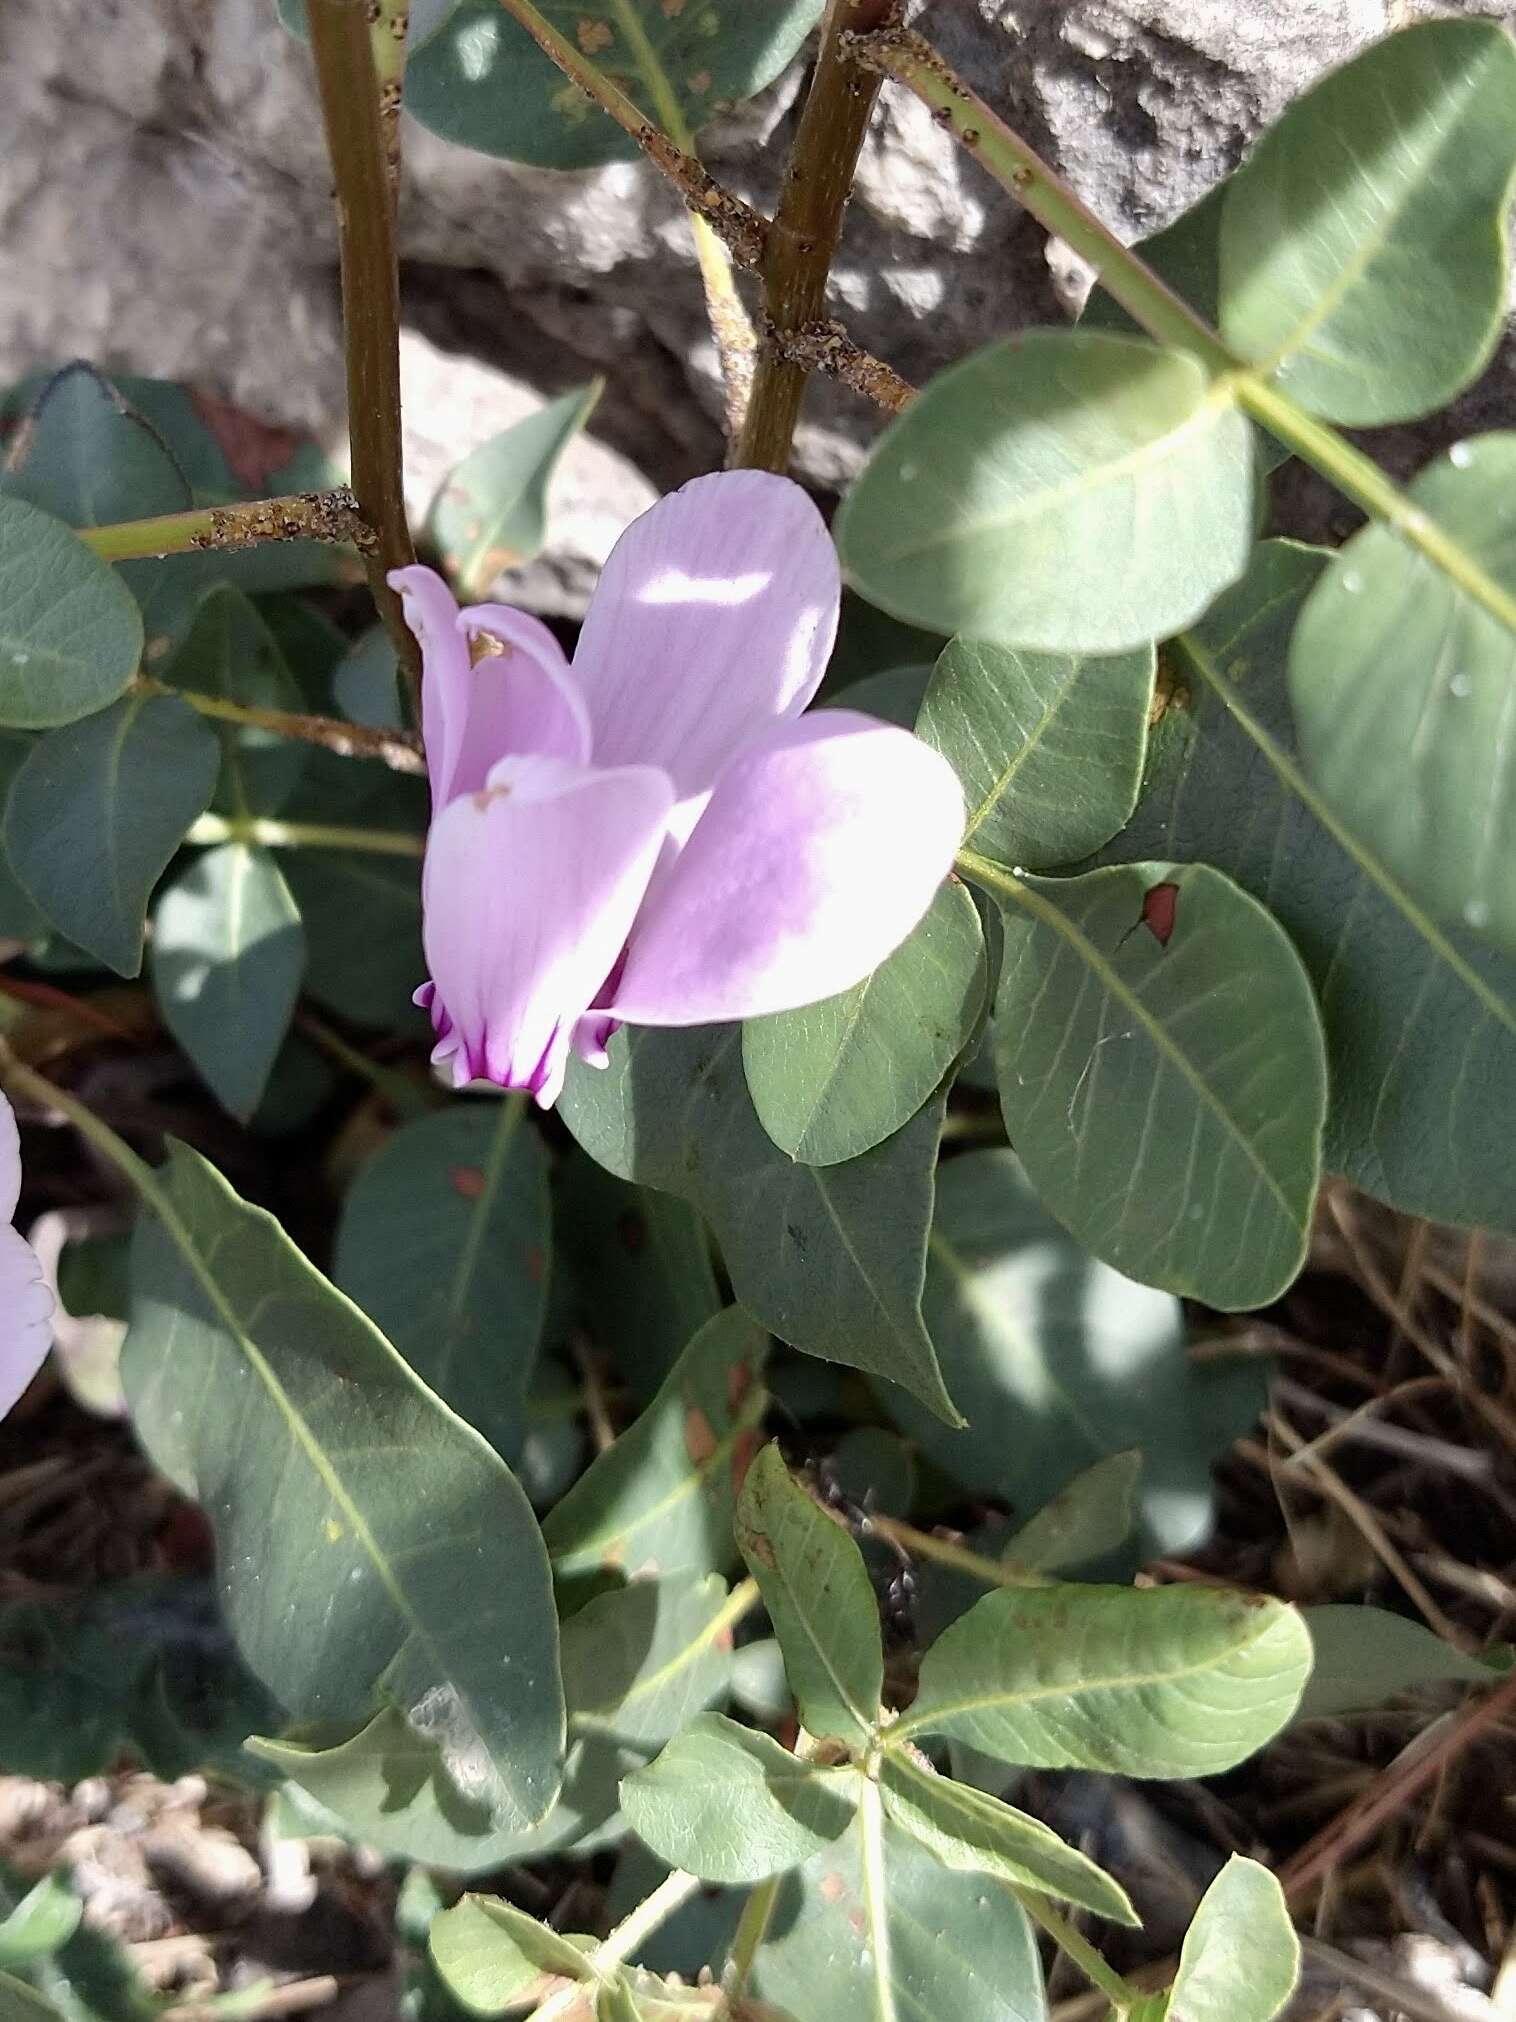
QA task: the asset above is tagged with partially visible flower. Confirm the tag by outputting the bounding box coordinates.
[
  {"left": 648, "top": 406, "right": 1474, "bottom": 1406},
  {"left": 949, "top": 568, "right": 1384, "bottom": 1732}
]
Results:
[
  {"left": 0, "top": 1091, "right": 54, "bottom": 1420},
  {"left": 393, "top": 470, "right": 965, "bottom": 1107}
]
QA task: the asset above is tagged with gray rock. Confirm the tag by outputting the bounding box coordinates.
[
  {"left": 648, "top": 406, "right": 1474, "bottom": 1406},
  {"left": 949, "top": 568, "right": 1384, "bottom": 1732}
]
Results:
[{"left": 0, "top": 0, "right": 1511, "bottom": 527}]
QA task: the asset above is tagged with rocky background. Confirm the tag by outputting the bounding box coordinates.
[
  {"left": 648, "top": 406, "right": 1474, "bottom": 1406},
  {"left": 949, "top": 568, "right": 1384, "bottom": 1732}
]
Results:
[{"left": 5, "top": 0, "right": 1515, "bottom": 604}]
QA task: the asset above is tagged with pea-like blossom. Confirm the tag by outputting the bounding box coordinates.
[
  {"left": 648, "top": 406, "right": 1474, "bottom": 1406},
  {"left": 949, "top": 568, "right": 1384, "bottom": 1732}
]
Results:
[
  {"left": 392, "top": 470, "right": 965, "bottom": 1107},
  {"left": 0, "top": 1091, "right": 53, "bottom": 1421}
]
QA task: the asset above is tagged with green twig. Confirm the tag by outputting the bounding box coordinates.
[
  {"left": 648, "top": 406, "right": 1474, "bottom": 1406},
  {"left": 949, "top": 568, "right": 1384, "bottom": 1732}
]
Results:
[
  {"left": 308, "top": 0, "right": 420, "bottom": 715},
  {"left": 849, "top": 23, "right": 1516, "bottom": 640},
  {"left": 136, "top": 677, "right": 425, "bottom": 775},
  {"left": 844, "top": 25, "right": 1229, "bottom": 369},
  {"left": 723, "top": 1876, "right": 782, "bottom": 2002},
  {"left": 1015, "top": 1890, "right": 1140, "bottom": 2013},
  {"left": 528, "top": 1868, "right": 706, "bottom": 2022},
  {"left": 736, "top": 0, "right": 902, "bottom": 473},
  {"left": 78, "top": 490, "right": 373, "bottom": 566},
  {"left": 865, "top": 1513, "right": 1047, "bottom": 1591},
  {"left": 187, "top": 814, "right": 423, "bottom": 858}
]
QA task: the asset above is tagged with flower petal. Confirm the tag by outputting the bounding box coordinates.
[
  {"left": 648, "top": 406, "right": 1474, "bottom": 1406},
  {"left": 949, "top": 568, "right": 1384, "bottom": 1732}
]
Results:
[
  {"left": 390, "top": 566, "right": 585, "bottom": 806},
  {"left": 608, "top": 710, "right": 965, "bottom": 1025},
  {"left": 570, "top": 472, "right": 841, "bottom": 796},
  {"left": 0, "top": 1092, "right": 18, "bottom": 1224},
  {"left": 0, "top": 1224, "right": 52, "bottom": 1421},
  {"left": 421, "top": 754, "right": 673, "bottom": 1106}
]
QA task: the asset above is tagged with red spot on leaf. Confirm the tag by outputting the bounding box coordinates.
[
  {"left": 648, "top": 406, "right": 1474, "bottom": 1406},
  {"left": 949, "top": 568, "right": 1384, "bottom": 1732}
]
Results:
[
  {"left": 188, "top": 388, "right": 304, "bottom": 492},
  {"left": 525, "top": 1244, "right": 546, "bottom": 1285},
  {"left": 685, "top": 1406, "right": 719, "bottom": 1467},
  {"left": 819, "top": 1873, "right": 847, "bottom": 1904},
  {"left": 727, "top": 1359, "right": 753, "bottom": 1412},
  {"left": 615, "top": 1209, "right": 646, "bottom": 1254},
  {"left": 449, "top": 1165, "right": 487, "bottom": 1200},
  {"left": 1141, "top": 880, "right": 1180, "bottom": 947}
]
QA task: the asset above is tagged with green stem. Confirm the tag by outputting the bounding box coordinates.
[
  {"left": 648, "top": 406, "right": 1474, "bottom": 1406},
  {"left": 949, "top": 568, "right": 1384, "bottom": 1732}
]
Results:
[
  {"left": 853, "top": 25, "right": 1516, "bottom": 643},
  {"left": 735, "top": 0, "right": 902, "bottom": 473},
  {"left": 1235, "top": 377, "right": 1516, "bottom": 633},
  {"left": 856, "top": 1776, "right": 898, "bottom": 2022},
  {"left": 723, "top": 1876, "right": 782, "bottom": 2002},
  {"left": 846, "top": 26, "right": 1229, "bottom": 370},
  {"left": 492, "top": 0, "right": 768, "bottom": 272},
  {"left": 866, "top": 1513, "right": 1046, "bottom": 1591},
  {"left": 528, "top": 1869, "right": 706, "bottom": 2022},
  {"left": 78, "top": 490, "right": 372, "bottom": 565},
  {"left": 187, "top": 814, "right": 423, "bottom": 858},
  {"left": 295, "top": 1010, "right": 439, "bottom": 1121},
  {"left": 1015, "top": 1890, "right": 1140, "bottom": 2013},
  {"left": 136, "top": 678, "right": 425, "bottom": 775},
  {"left": 308, "top": 0, "right": 420, "bottom": 714}
]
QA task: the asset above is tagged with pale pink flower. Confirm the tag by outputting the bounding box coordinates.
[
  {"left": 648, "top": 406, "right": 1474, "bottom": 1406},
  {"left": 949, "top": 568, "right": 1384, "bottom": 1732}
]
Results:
[
  {"left": 392, "top": 471, "right": 964, "bottom": 1107},
  {"left": 0, "top": 1091, "right": 53, "bottom": 1419}
]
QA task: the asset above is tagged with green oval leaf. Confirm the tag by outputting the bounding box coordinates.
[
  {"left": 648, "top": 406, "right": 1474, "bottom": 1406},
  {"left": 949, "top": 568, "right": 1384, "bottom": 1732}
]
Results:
[
  {"left": 4, "top": 693, "right": 219, "bottom": 975},
  {"left": 920, "top": 638, "right": 1154, "bottom": 872},
  {"left": 898, "top": 1584, "right": 1312, "bottom": 1777},
  {"left": 1168, "top": 1856, "right": 1298, "bottom": 2022},
  {"left": 430, "top": 1895, "right": 591, "bottom": 2015},
  {"left": 562, "top": 1572, "right": 738, "bottom": 1749},
  {"left": 0, "top": 1880, "right": 82, "bottom": 1973},
  {"left": 559, "top": 1027, "right": 958, "bottom": 1421},
  {"left": 623, "top": 1713, "right": 857, "bottom": 1884},
  {"left": 881, "top": 1152, "right": 1263, "bottom": 1558},
  {"left": 742, "top": 880, "right": 986, "bottom": 1165},
  {"left": 543, "top": 1307, "right": 767, "bottom": 1583},
  {"left": 430, "top": 381, "right": 600, "bottom": 600},
  {"left": 1127, "top": 538, "right": 1516, "bottom": 1231},
  {"left": 1001, "top": 1453, "right": 1143, "bottom": 1577},
  {"left": 162, "top": 585, "right": 307, "bottom": 815},
  {"left": 878, "top": 1753, "right": 1135, "bottom": 1925},
  {"left": 556, "top": 1153, "right": 721, "bottom": 1403},
  {"left": 735, "top": 1444, "right": 881, "bottom": 1745},
  {"left": 151, "top": 842, "right": 305, "bottom": 1119},
  {"left": 1289, "top": 435, "right": 1516, "bottom": 953},
  {"left": 984, "top": 861, "right": 1327, "bottom": 1307},
  {"left": 753, "top": 1808, "right": 1046, "bottom": 2022},
  {"left": 402, "top": 1, "right": 823, "bottom": 170},
  {"left": 123, "top": 1143, "right": 565, "bottom": 1832},
  {"left": 1219, "top": 20, "right": 1516, "bottom": 425},
  {"left": 334, "top": 1100, "right": 551, "bottom": 1460},
  {"left": 0, "top": 498, "right": 142, "bottom": 728},
  {"left": 836, "top": 331, "right": 1253, "bottom": 654},
  {"left": 1298, "top": 1605, "right": 1503, "bottom": 1721}
]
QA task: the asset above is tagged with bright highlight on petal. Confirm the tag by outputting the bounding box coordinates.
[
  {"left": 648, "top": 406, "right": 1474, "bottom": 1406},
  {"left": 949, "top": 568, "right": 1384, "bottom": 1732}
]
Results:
[
  {"left": 0, "top": 1093, "right": 53, "bottom": 1421},
  {"left": 609, "top": 711, "right": 966, "bottom": 1026},
  {"left": 420, "top": 756, "right": 673, "bottom": 1107},
  {"left": 569, "top": 471, "right": 840, "bottom": 796}
]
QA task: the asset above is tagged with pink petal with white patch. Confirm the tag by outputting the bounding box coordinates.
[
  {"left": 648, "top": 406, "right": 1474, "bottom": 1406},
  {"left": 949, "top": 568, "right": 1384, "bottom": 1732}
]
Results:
[
  {"left": 421, "top": 754, "right": 673, "bottom": 1106},
  {"left": 0, "top": 1226, "right": 51, "bottom": 1419},
  {"left": 570, "top": 472, "right": 840, "bottom": 797},
  {"left": 0, "top": 1092, "right": 19, "bottom": 1224},
  {"left": 390, "top": 567, "right": 585, "bottom": 807},
  {"left": 608, "top": 710, "right": 965, "bottom": 1026}
]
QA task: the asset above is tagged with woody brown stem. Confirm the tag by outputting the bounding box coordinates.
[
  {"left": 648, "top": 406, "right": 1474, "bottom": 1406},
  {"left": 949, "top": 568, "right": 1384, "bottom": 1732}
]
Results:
[
  {"left": 308, "top": 0, "right": 421, "bottom": 715},
  {"left": 734, "top": 0, "right": 902, "bottom": 473}
]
